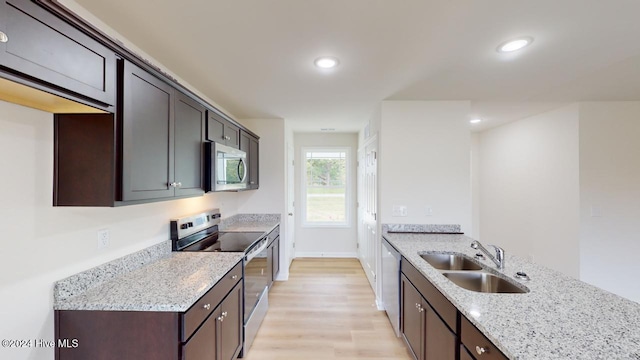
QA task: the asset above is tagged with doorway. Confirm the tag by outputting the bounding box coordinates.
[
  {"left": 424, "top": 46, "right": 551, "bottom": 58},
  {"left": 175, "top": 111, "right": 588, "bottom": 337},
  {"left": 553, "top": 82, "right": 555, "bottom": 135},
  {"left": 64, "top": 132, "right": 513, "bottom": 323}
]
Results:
[{"left": 293, "top": 133, "right": 358, "bottom": 257}]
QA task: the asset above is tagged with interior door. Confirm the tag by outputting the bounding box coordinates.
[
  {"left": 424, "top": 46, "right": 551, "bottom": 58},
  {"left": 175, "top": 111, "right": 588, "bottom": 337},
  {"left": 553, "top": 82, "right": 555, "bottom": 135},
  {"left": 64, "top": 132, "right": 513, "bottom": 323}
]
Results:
[
  {"left": 286, "top": 143, "right": 295, "bottom": 266},
  {"left": 358, "top": 136, "right": 378, "bottom": 289}
]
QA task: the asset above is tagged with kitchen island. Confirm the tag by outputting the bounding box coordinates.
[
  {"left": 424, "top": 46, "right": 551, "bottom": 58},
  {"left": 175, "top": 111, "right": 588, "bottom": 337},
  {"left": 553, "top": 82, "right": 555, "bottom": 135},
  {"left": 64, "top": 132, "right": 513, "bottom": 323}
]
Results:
[{"left": 383, "top": 229, "right": 640, "bottom": 360}]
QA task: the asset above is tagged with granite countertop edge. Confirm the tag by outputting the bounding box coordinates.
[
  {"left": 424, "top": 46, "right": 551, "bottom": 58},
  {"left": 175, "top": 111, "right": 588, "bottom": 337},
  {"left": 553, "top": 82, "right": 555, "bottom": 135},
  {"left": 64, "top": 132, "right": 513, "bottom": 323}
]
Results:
[{"left": 54, "top": 252, "right": 244, "bottom": 312}]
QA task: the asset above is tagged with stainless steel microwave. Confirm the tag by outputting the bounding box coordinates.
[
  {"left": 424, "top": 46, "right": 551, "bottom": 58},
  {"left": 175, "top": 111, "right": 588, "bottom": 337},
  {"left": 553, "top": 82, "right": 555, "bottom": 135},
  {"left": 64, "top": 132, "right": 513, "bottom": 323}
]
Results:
[{"left": 205, "top": 142, "right": 248, "bottom": 191}]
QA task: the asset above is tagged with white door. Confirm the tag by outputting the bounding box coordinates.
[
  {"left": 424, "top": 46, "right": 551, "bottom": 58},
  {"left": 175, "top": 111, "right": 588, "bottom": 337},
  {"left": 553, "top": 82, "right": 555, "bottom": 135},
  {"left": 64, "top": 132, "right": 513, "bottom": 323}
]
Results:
[
  {"left": 358, "top": 137, "right": 378, "bottom": 290},
  {"left": 286, "top": 144, "right": 295, "bottom": 266}
]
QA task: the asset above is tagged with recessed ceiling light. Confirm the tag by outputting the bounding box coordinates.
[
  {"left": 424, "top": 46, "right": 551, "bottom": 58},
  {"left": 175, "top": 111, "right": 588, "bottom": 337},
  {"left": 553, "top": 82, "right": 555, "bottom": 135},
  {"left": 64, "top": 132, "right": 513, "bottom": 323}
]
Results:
[
  {"left": 314, "top": 57, "right": 339, "bottom": 69},
  {"left": 497, "top": 37, "right": 533, "bottom": 53},
  {"left": 470, "top": 118, "right": 482, "bottom": 124}
]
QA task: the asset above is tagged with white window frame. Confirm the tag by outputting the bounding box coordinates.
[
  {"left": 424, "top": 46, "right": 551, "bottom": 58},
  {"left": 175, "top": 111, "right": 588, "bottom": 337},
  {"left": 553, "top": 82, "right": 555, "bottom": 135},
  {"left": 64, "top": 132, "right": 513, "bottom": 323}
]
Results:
[{"left": 301, "top": 146, "right": 351, "bottom": 228}]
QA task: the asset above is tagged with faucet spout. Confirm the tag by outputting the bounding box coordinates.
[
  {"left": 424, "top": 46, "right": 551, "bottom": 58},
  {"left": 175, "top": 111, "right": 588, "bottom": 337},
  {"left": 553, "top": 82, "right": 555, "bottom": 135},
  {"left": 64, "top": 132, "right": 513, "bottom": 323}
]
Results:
[{"left": 471, "top": 240, "right": 505, "bottom": 270}]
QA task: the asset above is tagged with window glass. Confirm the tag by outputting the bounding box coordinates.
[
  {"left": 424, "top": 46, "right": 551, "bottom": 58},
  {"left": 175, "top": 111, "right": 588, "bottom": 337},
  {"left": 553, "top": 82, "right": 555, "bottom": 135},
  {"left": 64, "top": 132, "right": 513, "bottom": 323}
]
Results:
[{"left": 304, "top": 149, "right": 348, "bottom": 225}]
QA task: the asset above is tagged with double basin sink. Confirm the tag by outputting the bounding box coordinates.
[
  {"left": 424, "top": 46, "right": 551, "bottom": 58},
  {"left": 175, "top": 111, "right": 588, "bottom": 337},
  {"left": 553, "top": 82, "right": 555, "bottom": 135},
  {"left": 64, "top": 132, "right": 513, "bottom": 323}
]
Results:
[{"left": 420, "top": 253, "right": 529, "bottom": 294}]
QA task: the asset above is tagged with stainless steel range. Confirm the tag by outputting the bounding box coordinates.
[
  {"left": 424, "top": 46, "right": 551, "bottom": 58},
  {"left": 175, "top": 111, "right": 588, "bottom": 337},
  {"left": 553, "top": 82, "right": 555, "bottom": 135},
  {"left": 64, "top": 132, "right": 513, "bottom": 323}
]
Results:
[{"left": 170, "top": 209, "right": 269, "bottom": 357}]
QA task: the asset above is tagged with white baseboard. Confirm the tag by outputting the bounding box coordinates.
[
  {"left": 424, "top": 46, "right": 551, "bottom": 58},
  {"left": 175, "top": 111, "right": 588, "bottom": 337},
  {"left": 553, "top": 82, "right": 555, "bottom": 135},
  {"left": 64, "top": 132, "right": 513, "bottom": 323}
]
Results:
[
  {"left": 294, "top": 252, "right": 358, "bottom": 258},
  {"left": 376, "top": 298, "right": 385, "bottom": 311}
]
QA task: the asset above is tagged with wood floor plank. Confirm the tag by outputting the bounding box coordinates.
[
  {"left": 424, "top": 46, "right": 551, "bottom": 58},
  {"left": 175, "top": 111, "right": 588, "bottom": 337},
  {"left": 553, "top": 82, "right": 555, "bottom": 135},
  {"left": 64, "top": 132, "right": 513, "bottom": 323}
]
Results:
[{"left": 244, "top": 258, "right": 412, "bottom": 360}]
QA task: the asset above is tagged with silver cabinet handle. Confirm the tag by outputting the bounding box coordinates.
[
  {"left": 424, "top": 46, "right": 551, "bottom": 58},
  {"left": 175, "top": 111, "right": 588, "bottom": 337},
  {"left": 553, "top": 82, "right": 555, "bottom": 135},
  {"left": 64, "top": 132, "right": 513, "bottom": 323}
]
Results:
[
  {"left": 0, "top": 31, "right": 8, "bottom": 43},
  {"left": 476, "top": 346, "right": 487, "bottom": 355},
  {"left": 288, "top": 213, "right": 293, "bottom": 216},
  {"left": 231, "top": 275, "right": 238, "bottom": 280},
  {"left": 203, "top": 303, "right": 211, "bottom": 310},
  {"left": 222, "top": 311, "right": 228, "bottom": 317},
  {"left": 217, "top": 316, "right": 224, "bottom": 322},
  {"left": 170, "top": 182, "right": 182, "bottom": 188}
]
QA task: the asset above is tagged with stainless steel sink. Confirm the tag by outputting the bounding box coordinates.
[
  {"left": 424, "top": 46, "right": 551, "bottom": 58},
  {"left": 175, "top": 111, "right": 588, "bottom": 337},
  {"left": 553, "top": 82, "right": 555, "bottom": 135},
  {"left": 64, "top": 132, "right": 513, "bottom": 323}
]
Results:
[
  {"left": 442, "top": 272, "right": 529, "bottom": 294},
  {"left": 420, "top": 253, "right": 483, "bottom": 271}
]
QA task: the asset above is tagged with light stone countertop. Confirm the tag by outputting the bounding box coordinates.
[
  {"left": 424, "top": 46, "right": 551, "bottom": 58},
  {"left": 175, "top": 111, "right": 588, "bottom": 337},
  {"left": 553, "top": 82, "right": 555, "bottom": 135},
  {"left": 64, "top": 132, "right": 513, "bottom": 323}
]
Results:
[
  {"left": 383, "top": 231, "right": 640, "bottom": 360},
  {"left": 219, "top": 214, "right": 280, "bottom": 233},
  {"left": 54, "top": 252, "right": 244, "bottom": 312}
]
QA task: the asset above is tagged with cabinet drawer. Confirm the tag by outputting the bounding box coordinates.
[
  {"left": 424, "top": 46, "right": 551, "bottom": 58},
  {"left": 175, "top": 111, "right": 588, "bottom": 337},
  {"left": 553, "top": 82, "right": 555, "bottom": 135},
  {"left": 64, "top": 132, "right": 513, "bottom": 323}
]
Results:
[
  {"left": 181, "top": 261, "right": 242, "bottom": 341},
  {"left": 461, "top": 316, "right": 508, "bottom": 360},
  {"left": 401, "top": 258, "right": 457, "bottom": 331}
]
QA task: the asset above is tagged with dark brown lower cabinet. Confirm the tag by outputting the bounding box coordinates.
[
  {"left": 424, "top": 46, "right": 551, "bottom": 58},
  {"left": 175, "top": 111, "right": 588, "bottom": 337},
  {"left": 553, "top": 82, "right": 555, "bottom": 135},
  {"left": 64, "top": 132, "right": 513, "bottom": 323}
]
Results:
[
  {"left": 267, "top": 236, "right": 280, "bottom": 289},
  {"left": 182, "top": 281, "right": 242, "bottom": 360},
  {"left": 219, "top": 282, "right": 243, "bottom": 360},
  {"left": 272, "top": 236, "right": 280, "bottom": 281},
  {"left": 460, "top": 316, "right": 508, "bottom": 360},
  {"left": 400, "top": 257, "right": 509, "bottom": 360},
  {"left": 56, "top": 263, "right": 243, "bottom": 360},
  {"left": 401, "top": 274, "right": 456, "bottom": 360},
  {"left": 460, "top": 345, "right": 476, "bottom": 360}
]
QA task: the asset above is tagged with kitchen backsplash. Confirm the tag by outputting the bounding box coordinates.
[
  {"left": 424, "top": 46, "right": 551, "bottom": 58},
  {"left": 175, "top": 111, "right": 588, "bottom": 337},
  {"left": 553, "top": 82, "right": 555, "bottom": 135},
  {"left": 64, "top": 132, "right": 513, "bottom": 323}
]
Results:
[
  {"left": 53, "top": 240, "right": 172, "bottom": 302},
  {"left": 220, "top": 213, "right": 281, "bottom": 228},
  {"left": 383, "top": 223, "right": 462, "bottom": 234}
]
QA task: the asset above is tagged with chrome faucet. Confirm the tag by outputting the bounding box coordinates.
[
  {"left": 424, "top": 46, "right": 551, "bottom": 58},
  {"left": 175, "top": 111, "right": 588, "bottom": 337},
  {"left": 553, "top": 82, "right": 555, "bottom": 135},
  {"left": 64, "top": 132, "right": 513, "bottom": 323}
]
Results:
[{"left": 471, "top": 240, "right": 505, "bottom": 270}]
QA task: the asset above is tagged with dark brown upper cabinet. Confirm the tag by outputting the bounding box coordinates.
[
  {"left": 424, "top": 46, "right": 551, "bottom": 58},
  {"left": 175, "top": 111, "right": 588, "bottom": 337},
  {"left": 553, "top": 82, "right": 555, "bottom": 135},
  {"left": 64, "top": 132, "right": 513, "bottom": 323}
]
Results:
[
  {"left": 54, "top": 59, "right": 205, "bottom": 206},
  {"left": 120, "top": 59, "right": 175, "bottom": 201},
  {"left": 0, "top": 0, "right": 116, "bottom": 111},
  {"left": 207, "top": 110, "right": 239, "bottom": 149},
  {"left": 239, "top": 130, "right": 259, "bottom": 189},
  {"left": 174, "top": 93, "right": 206, "bottom": 198}
]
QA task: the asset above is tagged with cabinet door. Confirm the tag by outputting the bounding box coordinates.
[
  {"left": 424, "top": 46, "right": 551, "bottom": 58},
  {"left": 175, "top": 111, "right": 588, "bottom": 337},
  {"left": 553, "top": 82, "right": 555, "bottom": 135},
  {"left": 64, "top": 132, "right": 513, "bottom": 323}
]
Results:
[
  {"left": 0, "top": 0, "right": 116, "bottom": 106},
  {"left": 120, "top": 60, "right": 175, "bottom": 201},
  {"left": 424, "top": 304, "right": 456, "bottom": 360},
  {"left": 207, "top": 111, "right": 225, "bottom": 143},
  {"left": 224, "top": 122, "right": 240, "bottom": 149},
  {"left": 460, "top": 345, "right": 476, "bottom": 360},
  {"left": 174, "top": 92, "right": 205, "bottom": 197},
  {"left": 401, "top": 275, "right": 423, "bottom": 360},
  {"left": 239, "top": 131, "right": 250, "bottom": 153},
  {"left": 266, "top": 241, "right": 275, "bottom": 289},
  {"left": 182, "top": 311, "right": 217, "bottom": 360},
  {"left": 219, "top": 282, "right": 243, "bottom": 360},
  {"left": 272, "top": 237, "right": 280, "bottom": 280},
  {"left": 248, "top": 135, "right": 259, "bottom": 188}
]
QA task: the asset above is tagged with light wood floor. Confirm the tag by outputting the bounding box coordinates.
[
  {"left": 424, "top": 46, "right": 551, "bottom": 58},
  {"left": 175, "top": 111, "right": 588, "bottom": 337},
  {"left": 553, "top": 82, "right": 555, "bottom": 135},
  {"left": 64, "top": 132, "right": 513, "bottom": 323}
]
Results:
[{"left": 244, "top": 258, "right": 413, "bottom": 360}]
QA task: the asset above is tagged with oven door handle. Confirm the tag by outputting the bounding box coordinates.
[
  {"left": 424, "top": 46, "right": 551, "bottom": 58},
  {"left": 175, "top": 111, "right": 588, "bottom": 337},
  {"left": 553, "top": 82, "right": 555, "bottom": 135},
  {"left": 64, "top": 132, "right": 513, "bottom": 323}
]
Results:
[{"left": 245, "top": 238, "right": 268, "bottom": 262}]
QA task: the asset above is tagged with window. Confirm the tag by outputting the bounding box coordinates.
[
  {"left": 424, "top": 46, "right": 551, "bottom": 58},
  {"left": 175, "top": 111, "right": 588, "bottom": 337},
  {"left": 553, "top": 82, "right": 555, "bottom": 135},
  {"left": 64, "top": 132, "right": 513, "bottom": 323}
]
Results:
[{"left": 302, "top": 148, "right": 350, "bottom": 226}]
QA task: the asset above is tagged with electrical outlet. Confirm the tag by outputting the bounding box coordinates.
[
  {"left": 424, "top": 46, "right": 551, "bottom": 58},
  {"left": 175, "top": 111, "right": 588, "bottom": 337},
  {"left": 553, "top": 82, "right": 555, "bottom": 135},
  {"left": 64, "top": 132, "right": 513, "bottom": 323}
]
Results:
[
  {"left": 392, "top": 205, "right": 407, "bottom": 217},
  {"left": 97, "top": 229, "right": 110, "bottom": 250}
]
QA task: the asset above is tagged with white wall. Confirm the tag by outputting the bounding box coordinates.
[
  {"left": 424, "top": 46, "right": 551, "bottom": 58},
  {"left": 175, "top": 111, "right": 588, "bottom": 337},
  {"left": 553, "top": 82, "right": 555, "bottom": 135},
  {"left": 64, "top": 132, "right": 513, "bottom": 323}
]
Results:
[
  {"left": 294, "top": 133, "right": 359, "bottom": 256},
  {"left": 379, "top": 101, "right": 472, "bottom": 233},
  {"left": 236, "top": 118, "right": 288, "bottom": 280},
  {"left": 579, "top": 102, "right": 640, "bottom": 302},
  {"left": 58, "top": 0, "right": 235, "bottom": 119},
  {"left": 471, "top": 134, "right": 481, "bottom": 239},
  {"left": 0, "top": 100, "right": 238, "bottom": 360},
  {"left": 476, "top": 104, "right": 581, "bottom": 277}
]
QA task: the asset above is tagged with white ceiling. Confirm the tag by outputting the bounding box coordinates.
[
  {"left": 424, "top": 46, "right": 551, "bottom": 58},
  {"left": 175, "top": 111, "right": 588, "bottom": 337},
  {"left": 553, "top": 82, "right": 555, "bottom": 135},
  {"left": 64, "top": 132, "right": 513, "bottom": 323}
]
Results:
[{"left": 73, "top": 0, "right": 640, "bottom": 132}]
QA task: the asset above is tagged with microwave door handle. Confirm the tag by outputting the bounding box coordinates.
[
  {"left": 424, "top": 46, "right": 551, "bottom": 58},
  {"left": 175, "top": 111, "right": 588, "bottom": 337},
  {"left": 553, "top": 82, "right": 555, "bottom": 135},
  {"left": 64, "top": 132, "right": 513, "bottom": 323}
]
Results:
[{"left": 238, "top": 158, "right": 248, "bottom": 183}]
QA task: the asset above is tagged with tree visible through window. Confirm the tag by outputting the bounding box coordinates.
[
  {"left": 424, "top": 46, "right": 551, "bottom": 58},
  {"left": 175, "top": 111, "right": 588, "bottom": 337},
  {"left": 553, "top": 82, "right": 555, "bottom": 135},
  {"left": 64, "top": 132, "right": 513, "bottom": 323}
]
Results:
[{"left": 304, "top": 149, "right": 348, "bottom": 225}]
